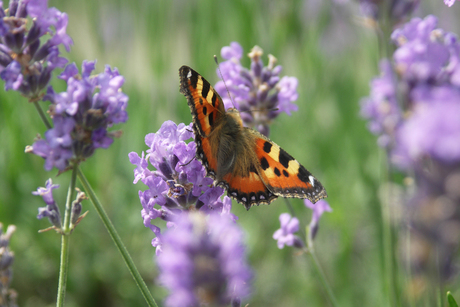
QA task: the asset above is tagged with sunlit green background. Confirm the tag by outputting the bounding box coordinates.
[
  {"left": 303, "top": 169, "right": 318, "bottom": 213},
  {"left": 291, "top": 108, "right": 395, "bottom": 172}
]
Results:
[{"left": 1, "top": 1, "right": 460, "bottom": 306}]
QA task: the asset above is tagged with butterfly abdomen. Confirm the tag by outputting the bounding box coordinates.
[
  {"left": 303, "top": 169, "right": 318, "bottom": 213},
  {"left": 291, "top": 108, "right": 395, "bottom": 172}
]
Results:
[{"left": 215, "top": 112, "right": 255, "bottom": 180}]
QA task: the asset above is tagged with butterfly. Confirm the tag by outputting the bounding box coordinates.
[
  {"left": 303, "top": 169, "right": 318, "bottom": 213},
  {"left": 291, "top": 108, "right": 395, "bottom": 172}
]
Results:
[{"left": 179, "top": 65, "right": 327, "bottom": 210}]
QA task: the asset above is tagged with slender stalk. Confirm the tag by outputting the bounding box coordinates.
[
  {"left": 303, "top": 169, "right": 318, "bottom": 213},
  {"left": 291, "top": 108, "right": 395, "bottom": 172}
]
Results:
[
  {"left": 308, "top": 250, "right": 339, "bottom": 307},
  {"left": 33, "top": 101, "right": 52, "bottom": 129},
  {"left": 56, "top": 165, "right": 78, "bottom": 307},
  {"left": 306, "top": 227, "right": 339, "bottom": 307},
  {"left": 283, "top": 198, "right": 296, "bottom": 217},
  {"left": 76, "top": 167, "right": 157, "bottom": 307}
]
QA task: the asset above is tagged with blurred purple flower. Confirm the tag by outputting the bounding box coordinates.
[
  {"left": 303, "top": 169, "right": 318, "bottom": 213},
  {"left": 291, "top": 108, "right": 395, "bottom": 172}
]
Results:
[
  {"left": 130, "top": 121, "right": 236, "bottom": 253},
  {"left": 157, "top": 212, "right": 252, "bottom": 307},
  {"left": 391, "top": 15, "right": 454, "bottom": 83},
  {"left": 304, "top": 199, "right": 332, "bottom": 240},
  {"left": 29, "top": 61, "right": 128, "bottom": 170},
  {"left": 0, "top": 223, "right": 17, "bottom": 307},
  {"left": 362, "top": 14, "right": 460, "bottom": 284},
  {"left": 362, "top": 15, "right": 460, "bottom": 155},
  {"left": 0, "top": 0, "right": 71, "bottom": 97},
  {"left": 444, "top": 0, "right": 456, "bottom": 6},
  {"left": 32, "top": 179, "right": 62, "bottom": 228},
  {"left": 273, "top": 213, "right": 304, "bottom": 249},
  {"left": 393, "top": 93, "right": 460, "bottom": 167},
  {"left": 360, "top": 59, "right": 401, "bottom": 148},
  {"left": 215, "top": 42, "right": 299, "bottom": 136},
  {"left": 0, "top": 61, "right": 23, "bottom": 90}
]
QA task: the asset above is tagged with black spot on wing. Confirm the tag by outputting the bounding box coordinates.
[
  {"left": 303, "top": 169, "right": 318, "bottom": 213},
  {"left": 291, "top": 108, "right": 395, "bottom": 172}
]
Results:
[
  {"left": 297, "top": 165, "right": 311, "bottom": 183},
  {"left": 208, "top": 112, "right": 214, "bottom": 127},
  {"left": 283, "top": 170, "right": 289, "bottom": 177},
  {"left": 202, "top": 106, "right": 207, "bottom": 116},
  {"left": 189, "top": 69, "right": 198, "bottom": 89},
  {"left": 260, "top": 157, "right": 269, "bottom": 170},
  {"left": 263, "top": 141, "right": 272, "bottom": 153},
  {"left": 201, "top": 79, "right": 210, "bottom": 99},
  {"left": 199, "top": 97, "right": 204, "bottom": 105},
  {"left": 279, "top": 148, "right": 294, "bottom": 169},
  {"left": 274, "top": 167, "right": 281, "bottom": 177}
]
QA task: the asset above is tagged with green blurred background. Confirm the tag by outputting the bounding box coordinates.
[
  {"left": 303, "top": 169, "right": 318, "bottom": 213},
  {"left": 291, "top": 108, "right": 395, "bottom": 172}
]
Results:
[{"left": 1, "top": 0, "right": 460, "bottom": 306}]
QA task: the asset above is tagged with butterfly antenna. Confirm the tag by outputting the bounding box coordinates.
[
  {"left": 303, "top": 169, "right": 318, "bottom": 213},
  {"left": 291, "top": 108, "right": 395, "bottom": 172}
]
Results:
[
  {"left": 179, "top": 156, "right": 196, "bottom": 167},
  {"left": 214, "top": 55, "right": 236, "bottom": 109}
]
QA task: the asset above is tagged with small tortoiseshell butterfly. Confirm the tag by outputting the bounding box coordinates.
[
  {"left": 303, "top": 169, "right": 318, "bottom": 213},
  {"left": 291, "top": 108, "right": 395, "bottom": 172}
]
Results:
[{"left": 179, "top": 65, "right": 327, "bottom": 210}]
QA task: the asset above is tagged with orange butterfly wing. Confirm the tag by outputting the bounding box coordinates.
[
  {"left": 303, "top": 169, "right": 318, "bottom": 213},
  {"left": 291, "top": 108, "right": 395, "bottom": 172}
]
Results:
[
  {"left": 249, "top": 129, "right": 327, "bottom": 204},
  {"left": 179, "top": 65, "right": 225, "bottom": 175}
]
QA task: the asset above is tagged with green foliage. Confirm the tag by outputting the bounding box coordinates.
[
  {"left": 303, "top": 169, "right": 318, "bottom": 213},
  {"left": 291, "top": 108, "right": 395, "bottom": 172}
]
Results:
[
  {"left": 1, "top": 0, "right": 460, "bottom": 306},
  {"left": 448, "top": 291, "right": 459, "bottom": 307}
]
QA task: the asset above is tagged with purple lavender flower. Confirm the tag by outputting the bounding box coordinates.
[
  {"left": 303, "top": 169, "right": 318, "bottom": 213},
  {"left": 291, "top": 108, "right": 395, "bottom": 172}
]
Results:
[
  {"left": 444, "top": 0, "right": 456, "bottom": 6},
  {"left": 0, "top": 0, "right": 71, "bottom": 97},
  {"left": 214, "top": 42, "right": 299, "bottom": 136},
  {"left": 391, "top": 15, "right": 455, "bottom": 84},
  {"left": 0, "top": 223, "right": 17, "bottom": 307},
  {"left": 360, "top": 59, "right": 401, "bottom": 148},
  {"left": 157, "top": 212, "right": 252, "bottom": 307},
  {"left": 304, "top": 199, "right": 332, "bottom": 240},
  {"left": 30, "top": 115, "right": 74, "bottom": 171},
  {"left": 70, "top": 188, "right": 86, "bottom": 227},
  {"left": 362, "top": 15, "right": 460, "bottom": 153},
  {"left": 32, "top": 179, "right": 62, "bottom": 228},
  {"left": 130, "top": 121, "right": 236, "bottom": 252},
  {"left": 393, "top": 88, "right": 460, "bottom": 168},
  {"left": 362, "top": 14, "right": 460, "bottom": 285},
  {"left": 28, "top": 61, "right": 128, "bottom": 170},
  {"left": 273, "top": 213, "right": 304, "bottom": 249}
]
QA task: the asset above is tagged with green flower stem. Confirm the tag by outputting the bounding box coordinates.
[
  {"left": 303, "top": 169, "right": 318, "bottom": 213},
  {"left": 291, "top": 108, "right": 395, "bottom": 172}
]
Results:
[
  {"left": 33, "top": 101, "right": 52, "bottom": 130},
  {"left": 76, "top": 167, "right": 157, "bottom": 307},
  {"left": 56, "top": 165, "right": 78, "bottom": 307},
  {"left": 306, "top": 227, "right": 339, "bottom": 307},
  {"left": 283, "top": 198, "right": 296, "bottom": 217}
]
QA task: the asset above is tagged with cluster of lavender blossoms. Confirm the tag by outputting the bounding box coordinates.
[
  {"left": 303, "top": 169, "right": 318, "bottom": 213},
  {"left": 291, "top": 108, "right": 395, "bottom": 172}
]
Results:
[
  {"left": 28, "top": 61, "right": 128, "bottom": 171},
  {"left": 129, "top": 121, "right": 236, "bottom": 248},
  {"left": 0, "top": 0, "right": 128, "bottom": 172},
  {"left": 0, "top": 0, "right": 71, "bottom": 97},
  {"left": 0, "top": 223, "right": 17, "bottom": 307},
  {"left": 214, "top": 42, "right": 299, "bottom": 137},
  {"left": 361, "top": 15, "right": 460, "bottom": 282},
  {"left": 130, "top": 121, "right": 249, "bottom": 306},
  {"left": 157, "top": 212, "right": 251, "bottom": 307}
]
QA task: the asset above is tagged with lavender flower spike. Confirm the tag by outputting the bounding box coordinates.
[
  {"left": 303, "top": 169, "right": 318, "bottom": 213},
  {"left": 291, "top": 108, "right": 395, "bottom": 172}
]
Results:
[
  {"left": 29, "top": 61, "right": 129, "bottom": 171},
  {"left": 0, "top": 223, "right": 18, "bottom": 307},
  {"left": 130, "top": 120, "right": 232, "bottom": 253},
  {"left": 32, "top": 179, "right": 62, "bottom": 229},
  {"left": 214, "top": 42, "right": 299, "bottom": 136},
  {"left": 0, "top": 0, "right": 71, "bottom": 97},
  {"left": 157, "top": 212, "right": 252, "bottom": 307}
]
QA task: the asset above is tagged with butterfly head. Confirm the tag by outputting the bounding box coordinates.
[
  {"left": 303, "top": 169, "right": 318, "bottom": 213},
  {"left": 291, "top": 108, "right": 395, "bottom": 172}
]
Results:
[{"left": 226, "top": 108, "right": 244, "bottom": 127}]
